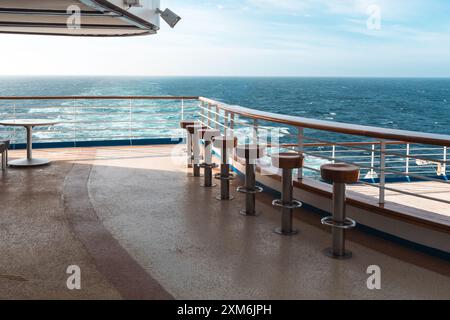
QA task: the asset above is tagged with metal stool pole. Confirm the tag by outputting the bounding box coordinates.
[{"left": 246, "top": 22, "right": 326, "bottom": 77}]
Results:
[
  {"left": 332, "top": 182, "right": 346, "bottom": 256},
  {"left": 236, "top": 144, "right": 265, "bottom": 216},
  {"left": 1, "top": 144, "right": 6, "bottom": 171},
  {"left": 320, "top": 163, "right": 359, "bottom": 260},
  {"left": 186, "top": 124, "right": 206, "bottom": 177},
  {"left": 282, "top": 169, "right": 294, "bottom": 232},
  {"left": 202, "top": 139, "right": 214, "bottom": 186},
  {"left": 186, "top": 132, "right": 193, "bottom": 168},
  {"left": 214, "top": 136, "right": 237, "bottom": 201},
  {"left": 219, "top": 162, "right": 231, "bottom": 199},
  {"left": 180, "top": 121, "right": 196, "bottom": 168},
  {"left": 199, "top": 129, "right": 219, "bottom": 187},
  {"left": 271, "top": 153, "right": 303, "bottom": 235},
  {"left": 244, "top": 163, "right": 257, "bottom": 215},
  {"left": 192, "top": 129, "right": 201, "bottom": 177}
]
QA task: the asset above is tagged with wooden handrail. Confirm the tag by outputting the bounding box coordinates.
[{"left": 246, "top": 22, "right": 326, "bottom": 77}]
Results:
[
  {"left": 200, "top": 97, "right": 450, "bottom": 147},
  {"left": 0, "top": 96, "right": 199, "bottom": 100},
  {"left": 279, "top": 141, "right": 405, "bottom": 148}
]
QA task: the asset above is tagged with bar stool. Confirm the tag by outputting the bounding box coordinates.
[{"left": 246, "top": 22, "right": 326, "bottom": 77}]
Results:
[
  {"left": 271, "top": 153, "right": 304, "bottom": 235},
  {"left": 213, "top": 135, "right": 238, "bottom": 200},
  {"left": 320, "top": 163, "right": 359, "bottom": 259},
  {"left": 198, "top": 129, "right": 220, "bottom": 187},
  {"left": 180, "top": 120, "right": 197, "bottom": 168},
  {"left": 186, "top": 124, "right": 207, "bottom": 177},
  {"left": 236, "top": 144, "right": 266, "bottom": 216}
]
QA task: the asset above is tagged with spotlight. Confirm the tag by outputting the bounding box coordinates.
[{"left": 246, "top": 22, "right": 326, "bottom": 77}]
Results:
[{"left": 156, "top": 8, "right": 182, "bottom": 28}]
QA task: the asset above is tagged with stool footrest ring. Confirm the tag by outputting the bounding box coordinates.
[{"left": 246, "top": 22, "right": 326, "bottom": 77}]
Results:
[
  {"left": 237, "top": 186, "right": 263, "bottom": 194},
  {"left": 272, "top": 199, "right": 302, "bottom": 209},
  {"left": 214, "top": 172, "right": 236, "bottom": 181},
  {"left": 321, "top": 216, "right": 356, "bottom": 229}
]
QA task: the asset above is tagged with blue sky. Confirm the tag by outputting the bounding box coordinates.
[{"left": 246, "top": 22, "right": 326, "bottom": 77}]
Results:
[{"left": 1, "top": 0, "right": 449, "bottom": 76}]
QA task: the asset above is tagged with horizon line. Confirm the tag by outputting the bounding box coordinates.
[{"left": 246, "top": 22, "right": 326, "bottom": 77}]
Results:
[{"left": 1, "top": 75, "right": 450, "bottom": 79}]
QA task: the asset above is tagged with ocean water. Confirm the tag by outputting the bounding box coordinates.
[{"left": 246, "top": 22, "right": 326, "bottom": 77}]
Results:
[
  {"left": 0, "top": 77, "right": 448, "bottom": 177},
  {"left": 0, "top": 76, "right": 449, "bottom": 135}
]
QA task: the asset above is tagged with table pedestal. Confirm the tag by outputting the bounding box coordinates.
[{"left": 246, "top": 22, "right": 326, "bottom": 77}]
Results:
[
  {"left": 9, "top": 158, "right": 51, "bottom": 167},
  {"left": 9, "top": 126, "right": 51, "bottom": 168}
]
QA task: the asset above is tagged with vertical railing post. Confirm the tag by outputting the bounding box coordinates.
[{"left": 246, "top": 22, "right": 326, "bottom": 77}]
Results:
[
  {"left": 224, "top": 111, "right": 229, "bottom": 136},
  {"left": 207, "top": 103, "right": 212, "bottom": 128},
  {"left": 129, "top": 98, "right": 133, "bottom": 145},
  {"left": 405, "top": 143, "right": 410, "bottom": 174},
  {"left": 230, "top": 113, "right": 235, "bottom": 139},
  {"left": 215, "top": 105, "right": 220, "bottom": 130},
  {"left": 13, "top": 103, "right": 16, "bottom": 147},
  {"left": 297, "top": 127, "right": 304, "bottom": 180},
  {"left": 443, "top": 146, "right": 447, "bottom": 176},
  {"left": 181, "top": 98, "right": 185, "bottom": 121},
  {"left": 332, "top": 145, "right": 336, "bottom": 163},
  {"left": 200, "top": 101, "right": 204, "bottom": 124},
  {"left": 73, "top": 99, "right": 77, "bottom": 147},
  {"left": 252, "top": 119, "right": 258, "bottom": 144},
  {"left": 379, "top": 140, "right": 386, "bottom": 204},
  {"left": 370, "top": 144, "right": 375, "bottom": 177}
]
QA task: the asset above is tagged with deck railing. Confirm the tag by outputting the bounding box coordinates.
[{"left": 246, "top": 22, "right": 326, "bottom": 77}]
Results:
[
  {"left": 198, "top": 97, "right": 450, "bottom": 209},
  {"left": 0, "top": 96, "right": 199, "bottom": 145},
  {"left": 1, "top": 96, "right": 449, "bottom": 213}
]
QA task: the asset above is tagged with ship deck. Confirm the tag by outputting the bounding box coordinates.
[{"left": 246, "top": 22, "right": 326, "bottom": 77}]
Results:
[
  {"left": 349, "top": 181, "right": 450, "bottom": 218},
  {"left": 0, "top": 145, "right": 449, "bottom": 299}
]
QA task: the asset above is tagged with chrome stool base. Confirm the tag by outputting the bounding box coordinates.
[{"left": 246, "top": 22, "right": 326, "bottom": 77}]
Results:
[
  {"left": 322, "top": 248, "right": 352, "bottom": 260},
  {"left": 240, "top": 209, "right": 260, "bottom": 217},
  {"left": 216, "top": 194, "right": 234, "bottom": 201},
  {"left": 201, "top": 183, "right": 217, "bottom": 188},
  {"left": 200, "top": 163, "right": 218, "bottom": 187},
  {"left": 187, "top": 172, "right": 203, "bottom": 177},
  {"left": 273, "top": 227, "right": 298, "bottom": 236},
  {"left": 214, "top": 164, "right": 236, "bottom": 201}
]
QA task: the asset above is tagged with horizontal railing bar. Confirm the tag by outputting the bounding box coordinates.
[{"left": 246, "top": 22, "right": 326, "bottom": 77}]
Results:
[
  {"left": 285, "top": 146, "right": 449, "bottom": 183},
  {"left": 302, "top": 165, "right": 321, "bottom": 173},
  {"left": 0, "top": 96, "right": 199, "bottom": 100},
  {"left": 0, "top": 105, "right": 193, "bottom": 110},
  {"left": 381, "top": 185, "right": 450, "bottom": 205},
  {"left": 298, "top": 134, "right": 450, "bottom": 165},
  {"left": 0, "top": 111, "right": 194, "bottom": 117},
  {"left": 197, "top": 112, "right": 228, "bottom": 129},
  {"left": 300, "top": 167, "right": 450, "bottom": 204},
  {"left": 11, "top": 135, "right": 182, "bottom": 142}
]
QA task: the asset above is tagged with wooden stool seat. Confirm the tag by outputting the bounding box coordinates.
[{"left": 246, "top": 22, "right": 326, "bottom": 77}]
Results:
[
  {"left": 321, "top": 163, "right": 359, "bottom": 184},
  {"left": 198, "top": 129, "right": 220, "bottom": 140},
  {"left": 180, "top": 120, "right": 197, "bottom": 129},
  {"left": 186, "top": 124, "right": 207, "bottom": 134},
  {"left": 213, "top": 136, "right": 238, "bottom": 149},
  {"left": 271, "top": 153, "right": 304, "bottom": 169},
  {"left": 236, "top": 144, "right": 265, "bottom": 161}
]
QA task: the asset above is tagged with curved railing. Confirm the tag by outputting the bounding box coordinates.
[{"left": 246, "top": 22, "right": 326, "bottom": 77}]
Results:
[{"left": 197, "top": 97, "right": 450, "bottom": 225}]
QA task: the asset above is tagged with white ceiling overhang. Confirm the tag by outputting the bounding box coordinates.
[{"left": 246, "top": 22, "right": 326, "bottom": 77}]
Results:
[{"left": 0, "top": 0, "right": 161, "bottom": 37}]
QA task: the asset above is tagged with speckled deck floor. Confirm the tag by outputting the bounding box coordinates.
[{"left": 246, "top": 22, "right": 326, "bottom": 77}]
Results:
[{"left": 0, "top": 145, "right": 449, "bottom": 299}]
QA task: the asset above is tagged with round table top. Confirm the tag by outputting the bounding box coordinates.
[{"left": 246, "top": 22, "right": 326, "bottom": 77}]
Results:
[{"left": 0, "top": 119, "right": 59, "bottom": 127}]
